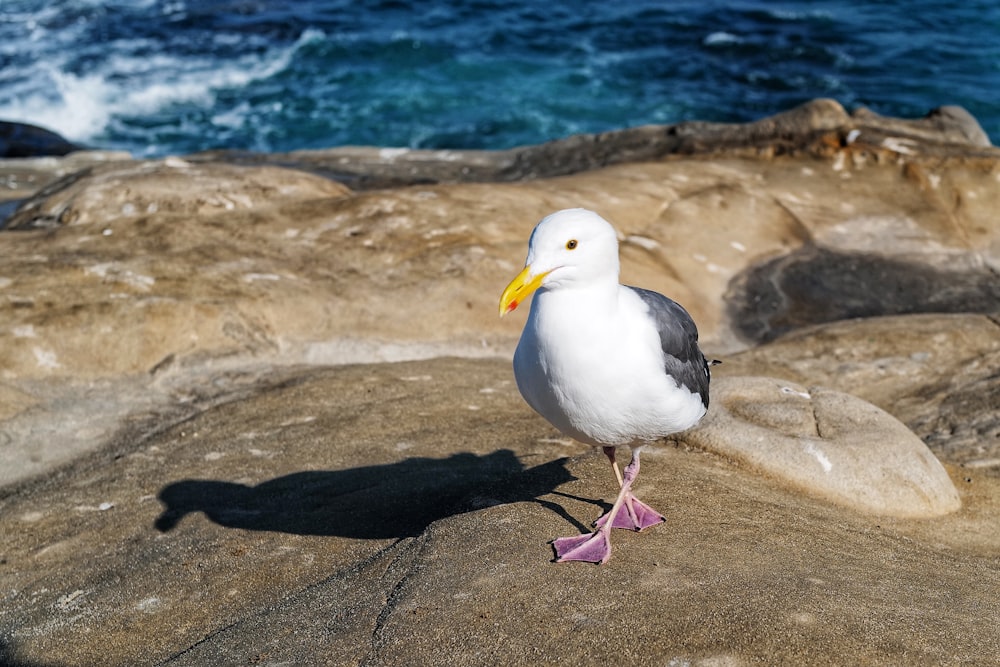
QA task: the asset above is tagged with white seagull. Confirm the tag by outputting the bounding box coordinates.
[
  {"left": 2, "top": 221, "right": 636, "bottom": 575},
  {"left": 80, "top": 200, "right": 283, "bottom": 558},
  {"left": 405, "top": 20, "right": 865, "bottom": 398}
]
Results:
[{"left": 499, "top": 208, "right": 715, "bottom": 564}]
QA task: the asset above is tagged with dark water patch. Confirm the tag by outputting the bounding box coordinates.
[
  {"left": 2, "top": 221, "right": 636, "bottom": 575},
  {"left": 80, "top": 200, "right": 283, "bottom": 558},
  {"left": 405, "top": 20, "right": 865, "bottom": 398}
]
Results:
[{"left": 0, "top": 200, "right": 25, "bottom": 230}]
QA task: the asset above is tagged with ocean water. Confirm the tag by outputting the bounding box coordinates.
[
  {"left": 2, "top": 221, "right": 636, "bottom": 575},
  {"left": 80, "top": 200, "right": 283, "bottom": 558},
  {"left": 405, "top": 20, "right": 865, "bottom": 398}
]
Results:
[{"left": 2, "top": 0, "right": 998, "bottom": 157}]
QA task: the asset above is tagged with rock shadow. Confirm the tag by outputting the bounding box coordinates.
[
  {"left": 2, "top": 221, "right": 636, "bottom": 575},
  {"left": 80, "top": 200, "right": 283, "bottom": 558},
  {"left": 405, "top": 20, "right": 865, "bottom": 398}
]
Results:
[
  {"left": 725, "top": 245, "right": 1000, "bottom": 343},
  {"left": 0, "top": 638, "right": 60, "bottom": 667},
  {"left": 154, "top": 449, "right": 588, "bottom": 539}
]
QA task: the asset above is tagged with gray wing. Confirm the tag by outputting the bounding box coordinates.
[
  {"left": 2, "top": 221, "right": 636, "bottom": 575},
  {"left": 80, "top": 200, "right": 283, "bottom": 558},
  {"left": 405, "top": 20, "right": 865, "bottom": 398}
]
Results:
[{"left": 626, "top": 286, "right": 712, "bottom": 408}]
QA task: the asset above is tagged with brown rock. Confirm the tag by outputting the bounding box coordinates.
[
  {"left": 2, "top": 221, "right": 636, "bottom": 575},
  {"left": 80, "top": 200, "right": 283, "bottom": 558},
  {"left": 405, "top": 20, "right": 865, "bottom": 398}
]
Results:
[
  {"left": 718, "top": 314, "right": 1000, "bottom": 467},
  {"left": 3, "top": 152, "right": 998, "bottom": 385},
  {"left": 0, "top": 151, "right": 132, "bottom": 207},
  {"left": 684, "top": 376, "right": 961, "bottom": 518},
  {"left": 5, "top": 157, "right": 350, "bottom": 230},
  {"left": 1, "top": 359, "right": 997, "bottom": 666},
  {"left": 187, "top": 99, "right": 998, "bottom": 189},
  {"left": 853, "top": 104, "right": 993, "bottom": 149},
  {"left": 1, "top": 127, "right": 998, "bottom": 490},
  {"left": 1, "top": 102, "right": 999, "bottom": 664}
]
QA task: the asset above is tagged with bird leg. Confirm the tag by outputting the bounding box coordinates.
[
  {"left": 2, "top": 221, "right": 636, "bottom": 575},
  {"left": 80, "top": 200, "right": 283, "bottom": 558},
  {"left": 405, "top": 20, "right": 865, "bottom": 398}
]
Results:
[
  {"left": 603, "top": 446, "right": 624, "bottom": 487},
  {"left": 553, "top": 449, "right": 664, "bottom": 564},
  {"left": 593, "top": 447, "right": 666, "bottom": 531}
]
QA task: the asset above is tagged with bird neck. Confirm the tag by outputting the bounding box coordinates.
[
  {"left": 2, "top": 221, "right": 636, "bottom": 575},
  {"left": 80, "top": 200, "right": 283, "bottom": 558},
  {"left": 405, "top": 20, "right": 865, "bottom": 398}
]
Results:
[{"left": 536, "top": 277, "right": 621, "bottom": 312}]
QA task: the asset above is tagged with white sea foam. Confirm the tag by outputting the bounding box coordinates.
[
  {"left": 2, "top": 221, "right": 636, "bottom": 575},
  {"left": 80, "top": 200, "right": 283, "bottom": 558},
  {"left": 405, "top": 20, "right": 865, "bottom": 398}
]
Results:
[
  {"left": 704, "top": 32, "right": 742, "bottom": 46},
  {"left": 0, "top": 26, "right": 324, "bottom": 149}
]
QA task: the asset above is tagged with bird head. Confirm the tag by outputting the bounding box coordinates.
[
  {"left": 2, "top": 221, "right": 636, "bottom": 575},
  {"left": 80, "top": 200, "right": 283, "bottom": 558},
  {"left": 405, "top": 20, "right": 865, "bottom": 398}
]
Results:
[{"left": 499, "top": 208, "right": 620, "bottom": 317}]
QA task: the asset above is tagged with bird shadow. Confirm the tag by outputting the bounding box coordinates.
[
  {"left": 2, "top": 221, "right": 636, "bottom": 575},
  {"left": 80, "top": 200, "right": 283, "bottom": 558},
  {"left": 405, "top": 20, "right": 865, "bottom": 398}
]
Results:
[{"left": 154, "top": 449, "right": 605, "bottom": 539}]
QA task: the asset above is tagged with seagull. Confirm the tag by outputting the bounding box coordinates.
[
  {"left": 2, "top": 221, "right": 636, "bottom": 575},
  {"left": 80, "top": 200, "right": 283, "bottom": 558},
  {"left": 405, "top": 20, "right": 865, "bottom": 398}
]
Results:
[{"left": 499, "top": 208, "right": 715, "bottom": 564}]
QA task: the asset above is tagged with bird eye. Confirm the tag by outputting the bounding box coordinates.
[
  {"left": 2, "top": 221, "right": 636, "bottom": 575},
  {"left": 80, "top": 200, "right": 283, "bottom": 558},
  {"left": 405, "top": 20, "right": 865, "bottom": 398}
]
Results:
[{"left": 566, "top": 239, "right": 578, "bottom": 250}]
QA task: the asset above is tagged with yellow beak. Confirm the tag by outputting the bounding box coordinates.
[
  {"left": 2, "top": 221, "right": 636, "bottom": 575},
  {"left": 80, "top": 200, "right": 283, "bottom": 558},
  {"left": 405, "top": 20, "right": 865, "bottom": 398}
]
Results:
[{"left": 498, "top": 265, "right": 549, "bottom": 317}]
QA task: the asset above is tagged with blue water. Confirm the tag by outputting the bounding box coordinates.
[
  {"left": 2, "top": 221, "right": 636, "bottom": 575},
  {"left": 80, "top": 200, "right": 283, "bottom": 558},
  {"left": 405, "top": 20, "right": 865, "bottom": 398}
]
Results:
[{"left": 2, "top": 1, "right": 998, "bottom": 157}]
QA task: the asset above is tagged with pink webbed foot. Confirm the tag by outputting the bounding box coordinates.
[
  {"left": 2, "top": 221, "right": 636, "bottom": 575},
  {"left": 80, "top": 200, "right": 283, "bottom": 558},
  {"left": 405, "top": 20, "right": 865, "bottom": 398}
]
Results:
[
  {"left": 553, "top": 530, "right": 612, "bottom": 564},
  {"left": 594, "top": 494, "right": 666, "bottom": 531},
  {"left": 554, "top": 448, "right": 660, "bottom": 564}
]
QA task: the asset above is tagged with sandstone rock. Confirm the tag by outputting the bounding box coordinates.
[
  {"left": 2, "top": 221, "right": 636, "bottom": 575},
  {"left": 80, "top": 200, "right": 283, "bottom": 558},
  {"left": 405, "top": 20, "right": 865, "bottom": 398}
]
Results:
[
  {"left": 1, "top": 120, "right": 998, "bottom": 490},
  {"left": 3, "top": 151, "right": 998, "bottom": 386},
  {"left": 684, "top": 376, "right": 961, "bottom": 518},
  {"left": 1, "top": 102, "right": 999, "bottom": 664},
  {"left": 188, "top": 99, "right": 998, "bottom": 189},
  {"left": 0, "top": 151, "right": 132, "bottom": 228},
  {"left": 1, "top": 359, "right": 997, "bottom": 666},
  {"left": 718, "top": 314, "right": 1000, "bottom": 468},
  {"left": 853, "top": 104, "right": 993, "bottom": 148},
  {"left": 5, "top": 158, "right": 350, "bottom": 230}
]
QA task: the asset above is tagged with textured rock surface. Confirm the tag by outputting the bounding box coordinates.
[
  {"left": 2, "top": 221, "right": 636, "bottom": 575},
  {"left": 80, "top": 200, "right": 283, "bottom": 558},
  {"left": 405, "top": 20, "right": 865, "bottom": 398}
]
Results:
[
  {"left": 2, "top": 138, "right": 998, "bottom": 488},
  {"left": 6, "top": 157, "right": 351, "bottom": 230},
  {"left": 685, "top": 376, "right": 960, "bottom": 517},
  {"left": 1, "top": 101, "right": 999, "bottom": 666},
  {"left": 3, "top": 142, "right": 999, "bottom": 380},
  {"left": 188, "top": 99, "right": 998, "bottom": 188},
  {"left": 1, "top": 359, "right": 998, "bottom": 667},
  {"left": 720, "top": 314, "right": 1000, "bottom": 467},
  {"left": 0, "top": 151, "right": 131, "bottom": 205}
]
